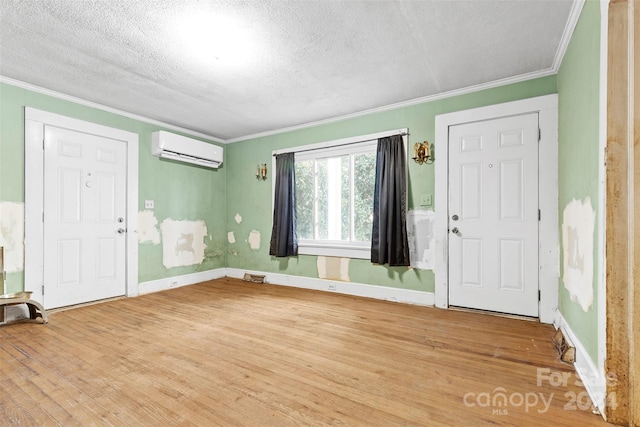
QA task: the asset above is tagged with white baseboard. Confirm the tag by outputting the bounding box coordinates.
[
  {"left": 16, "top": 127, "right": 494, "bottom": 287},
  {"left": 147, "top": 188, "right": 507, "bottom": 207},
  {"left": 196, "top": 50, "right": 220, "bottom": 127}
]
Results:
[
  {"left": 554, "top": 310, "right": 607, "bottom": 414},
  {"left": 225, "top": 268, "right": 435, "bottom": 306},
  {"left": 138, "top": 268, "right": 227, "bottom": 295},
  {"left": 137, "top": 267, "right": 434, "bottom": 307}
]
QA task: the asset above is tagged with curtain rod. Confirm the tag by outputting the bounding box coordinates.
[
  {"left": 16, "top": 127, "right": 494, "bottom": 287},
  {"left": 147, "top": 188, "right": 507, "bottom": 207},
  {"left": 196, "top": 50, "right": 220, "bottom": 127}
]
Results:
[{"left": 272, "top": 131, "right": 409, "bottom": 157}]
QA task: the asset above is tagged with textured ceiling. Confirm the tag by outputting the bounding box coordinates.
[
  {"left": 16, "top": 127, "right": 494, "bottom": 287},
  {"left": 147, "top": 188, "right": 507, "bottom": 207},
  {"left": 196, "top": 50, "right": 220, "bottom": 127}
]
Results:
[{"left": 0, "top": 0, "right": 574, "bottom": 141}]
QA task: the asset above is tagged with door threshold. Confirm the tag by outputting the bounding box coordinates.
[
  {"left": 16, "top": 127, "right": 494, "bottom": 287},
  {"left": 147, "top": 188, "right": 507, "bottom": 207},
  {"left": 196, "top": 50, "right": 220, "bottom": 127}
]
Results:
[
  {"left": 47, "top": 296, "right": 126, "bottom": 314},
  {"left": 449, "top": 305, "right": 538, "bottom": 322}
]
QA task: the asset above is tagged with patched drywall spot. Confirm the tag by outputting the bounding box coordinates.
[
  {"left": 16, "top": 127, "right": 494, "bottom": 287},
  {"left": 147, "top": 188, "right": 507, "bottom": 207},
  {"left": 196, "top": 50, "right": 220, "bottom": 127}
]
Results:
[
  {"left": 203, "top": 248, "right": 224, "bottom": 260},
  {"left": 234, "top": 214, "right": 242, "bottom": 224},
  {"left": 562, "top": 197, "right": 596, "bottom": 312},
  {"left": 160, "top": 219, "right": 207, "bottom": 268},
  {"left": 248, "top": 230, "right": 261, "bottom": 250},
  {"left": 0, "top": 202, "right": 24, "bottom": 272},
  {"left": 138, "top": 210, "right": 161, "bottom": 244},
  {"left": 317, "top": 256, "right": 350, "bottom": 281},
  {"left": 407, "top": 209, "right": 435, "bottom": 270},
  {"left": 227, "top": 231, "right": 236, "bottom": 244}
]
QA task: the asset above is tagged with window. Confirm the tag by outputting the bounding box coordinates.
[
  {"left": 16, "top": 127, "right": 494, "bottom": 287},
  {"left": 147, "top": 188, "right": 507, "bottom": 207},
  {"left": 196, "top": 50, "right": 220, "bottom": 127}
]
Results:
[
  {"left": 294, "top": 140, "right": 377, "bottom": 258},
  {"left": 272, "top": 129, "right": 407, "bottom": 259}
]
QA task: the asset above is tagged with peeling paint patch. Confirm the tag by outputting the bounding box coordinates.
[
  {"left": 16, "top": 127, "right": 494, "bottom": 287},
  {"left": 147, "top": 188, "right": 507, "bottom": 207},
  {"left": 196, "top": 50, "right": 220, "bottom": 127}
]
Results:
[
  {"left": 407, "top": 210, "right": 435, "bottom": 270},
  {"left": 317, "top": 256, "right": 350, "bottom": 281},
  {"left": 0, "top": 202, "right": 24, "bottom": 272},
  {"left": 248, "top": 230, "right": 261, "bottom": 250},
  {"left": 234, "top": 214, "right": 242, "bottom": 224},
  {"left": 562, "top": 198, "right": 596, "bottom": 311},
  {"left": 227, "top": 231, "right": 236, "bottom": 244},
  {"left": 160, "top": 219, "right": 207, "bottom": 268},
  {"left": 138, "top": 210, "right": 161, "bottom": 244},
  {"left": 204, "top": 248, "right": 224, "bottom": 260}
]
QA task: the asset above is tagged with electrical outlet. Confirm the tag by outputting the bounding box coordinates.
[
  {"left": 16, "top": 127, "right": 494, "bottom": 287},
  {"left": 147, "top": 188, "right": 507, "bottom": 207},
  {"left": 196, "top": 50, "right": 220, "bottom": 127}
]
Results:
[
  {"left": 328, "top": 283, "right": 336, "bottom": 291},
  {"left": 420, "top": 194, "right": 432, "bottom": 206},
  {"left": 145, "top": 200, "right": 154, "bottom": 209}
]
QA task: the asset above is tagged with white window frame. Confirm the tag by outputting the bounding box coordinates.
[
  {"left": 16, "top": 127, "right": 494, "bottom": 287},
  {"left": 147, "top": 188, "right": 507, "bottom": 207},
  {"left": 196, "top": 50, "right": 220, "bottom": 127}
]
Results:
[{"left": 272, "top": 128, "right": 408, "bottom": 259}]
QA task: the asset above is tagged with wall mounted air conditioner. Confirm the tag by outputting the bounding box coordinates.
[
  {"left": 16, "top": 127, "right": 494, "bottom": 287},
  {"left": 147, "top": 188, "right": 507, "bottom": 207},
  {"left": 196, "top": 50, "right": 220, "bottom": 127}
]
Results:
[{"left": 151, "top": 131, "right": 223, "bottom": 169}]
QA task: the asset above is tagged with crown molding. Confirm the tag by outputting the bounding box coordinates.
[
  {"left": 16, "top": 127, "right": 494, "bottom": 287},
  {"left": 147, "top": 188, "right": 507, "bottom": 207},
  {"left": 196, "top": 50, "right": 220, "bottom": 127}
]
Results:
[
  {"left": 1, "top": 67, "right": 557, "bottom": 146},
  {"left": 0, "top": 75, "right": 225, "bottom": 144},
  {"left": 226, "top": 68, "right": 556, "bottom": 143},
  {"left": 551, "top": 0, "right": 586, "bottom": 72}
]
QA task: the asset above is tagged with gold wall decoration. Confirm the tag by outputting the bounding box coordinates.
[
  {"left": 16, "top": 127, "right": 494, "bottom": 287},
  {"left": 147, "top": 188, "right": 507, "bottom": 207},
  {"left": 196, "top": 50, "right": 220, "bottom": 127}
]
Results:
[
  {"left": 256, "top": 163, "right": 267, "bottom": 180},
  {"left": 412, "top": 141, "right": 432, "bottom": 164}
]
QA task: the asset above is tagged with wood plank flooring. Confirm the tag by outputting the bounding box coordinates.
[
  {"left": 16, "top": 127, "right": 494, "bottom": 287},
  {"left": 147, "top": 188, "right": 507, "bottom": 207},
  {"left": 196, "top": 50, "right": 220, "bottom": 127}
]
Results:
[{"left": 0, "top": 278, "right": 609, "bottom": 426}]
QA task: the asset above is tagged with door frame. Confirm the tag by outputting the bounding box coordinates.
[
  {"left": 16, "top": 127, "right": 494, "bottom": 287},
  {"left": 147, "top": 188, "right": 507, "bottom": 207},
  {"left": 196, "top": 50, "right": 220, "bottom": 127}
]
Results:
[
  {"left": 24, "top": 108, "right": 139, "bottom": 305},
  {"left": 434, "top": 94, "right": 558, "bottom": 323}
]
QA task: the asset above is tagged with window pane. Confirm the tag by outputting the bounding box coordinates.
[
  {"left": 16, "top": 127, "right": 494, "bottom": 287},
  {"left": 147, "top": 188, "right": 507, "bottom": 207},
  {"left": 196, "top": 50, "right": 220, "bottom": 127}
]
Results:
[
  {"left": 340, "top": 157, "right": 350, "bottom": 240},
  {"left": 316, "top": 156, "right": 349, "bottom": 241},
  {"left": 295, "top": 160, "right": 314, "bottom": 240},
  {"left": 353, "top": 152, "right": 375, "bottom": 242},
  {"left": 292, "top": 138, "right": 381, "bottom": 252},
  {"left": 316, "top": 159, "right": 328, "bottom": 239}
]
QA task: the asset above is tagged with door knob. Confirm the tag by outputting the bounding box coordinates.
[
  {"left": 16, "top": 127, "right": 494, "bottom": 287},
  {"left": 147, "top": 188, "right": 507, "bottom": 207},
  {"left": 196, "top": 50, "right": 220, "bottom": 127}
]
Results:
[
  {"left": 117, "top": 228, "right": 125, "bottom": 234},
  {"left": 451, "top": 227, "right": 459, "bottom": 235}
]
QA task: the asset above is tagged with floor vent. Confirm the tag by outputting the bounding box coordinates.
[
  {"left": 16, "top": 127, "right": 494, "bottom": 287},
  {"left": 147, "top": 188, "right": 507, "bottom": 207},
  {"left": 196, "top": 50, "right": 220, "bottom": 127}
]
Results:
[
  {"left": 552, "top": 328, "right": 576, "bottom": 364},
  {"left": 243, "top": 273, "right": 266, "bottom": 284}
]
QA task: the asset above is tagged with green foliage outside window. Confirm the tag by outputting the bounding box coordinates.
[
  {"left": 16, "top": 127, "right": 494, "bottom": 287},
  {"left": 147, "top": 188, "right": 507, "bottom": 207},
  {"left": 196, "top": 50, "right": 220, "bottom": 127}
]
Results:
[{"left": 295, "top": 151, "right": 375, "bottom": 243}]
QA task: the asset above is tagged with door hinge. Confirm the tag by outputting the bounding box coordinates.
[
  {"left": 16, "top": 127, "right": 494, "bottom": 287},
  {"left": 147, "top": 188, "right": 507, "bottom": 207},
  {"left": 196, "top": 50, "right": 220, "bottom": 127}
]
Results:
[
  {"left": 538, "top": 209, "right": 541, "bottom": 221},
  {"left": 42, "top": 212, "right": 44, "bottom": 222},
  {"left": 42, "top": 285, "right": 45, "bottom": 295},
  {"left": 538, "top": 290, "right": 541, "bottom": 301},
  {"left": 538, "top": 128, "right": 541, "bottom": 142}
]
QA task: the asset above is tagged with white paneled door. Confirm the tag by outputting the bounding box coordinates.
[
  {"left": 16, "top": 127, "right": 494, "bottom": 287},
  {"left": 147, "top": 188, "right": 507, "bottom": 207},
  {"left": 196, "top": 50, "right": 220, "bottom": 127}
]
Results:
[
  {"left": 448, "top": 113, "right": 539, "bottom": 317},
  {"left": 43, "top": 126, "right": 127, "bottom": 309}
]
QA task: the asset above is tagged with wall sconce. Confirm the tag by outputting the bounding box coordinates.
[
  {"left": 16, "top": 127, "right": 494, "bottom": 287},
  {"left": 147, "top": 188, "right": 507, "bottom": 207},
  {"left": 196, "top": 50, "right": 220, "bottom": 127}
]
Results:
[
  {"left": 412, "top": 141, "right": 432, "bottom": 165},
  {"left": 256, "top": 163, "right": 267, "bottom": 180}
]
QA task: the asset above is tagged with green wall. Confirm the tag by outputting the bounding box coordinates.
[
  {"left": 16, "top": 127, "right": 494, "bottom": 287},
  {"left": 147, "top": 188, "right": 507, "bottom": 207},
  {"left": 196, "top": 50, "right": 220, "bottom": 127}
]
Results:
[
  {"left": 0, "top": 82, "right": 227, "bottom": 293},
  {"left": 0, "top": 61, "right": 562, "bottom": 312},
  {"left": 557, "top": 0, "right": 601, "bottom": 363},
  {"left": 226, "top": 76, "right": 557, "bottom": 292},
  {"left": 0, "top": 6, "right": 605, "bottom": 368}
]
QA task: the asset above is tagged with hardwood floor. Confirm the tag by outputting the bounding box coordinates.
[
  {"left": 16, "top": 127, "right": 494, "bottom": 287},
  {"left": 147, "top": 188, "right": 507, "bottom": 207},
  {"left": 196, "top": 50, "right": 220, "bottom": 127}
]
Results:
[{"left": 0, "top": 278, "right": 609, "bottom": 426}]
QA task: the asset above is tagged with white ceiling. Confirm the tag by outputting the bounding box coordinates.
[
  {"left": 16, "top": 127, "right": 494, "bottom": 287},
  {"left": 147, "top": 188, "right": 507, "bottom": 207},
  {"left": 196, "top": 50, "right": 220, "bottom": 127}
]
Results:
[{"left": 0, "top": 0, "right": 575, "bottom": 142}]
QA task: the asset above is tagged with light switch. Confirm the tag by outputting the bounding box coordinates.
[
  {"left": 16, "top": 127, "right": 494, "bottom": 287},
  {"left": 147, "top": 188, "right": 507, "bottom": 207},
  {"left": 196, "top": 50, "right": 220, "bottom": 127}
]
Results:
[{"left": 145, "top": 200, "right": 154, "bottom": 209}]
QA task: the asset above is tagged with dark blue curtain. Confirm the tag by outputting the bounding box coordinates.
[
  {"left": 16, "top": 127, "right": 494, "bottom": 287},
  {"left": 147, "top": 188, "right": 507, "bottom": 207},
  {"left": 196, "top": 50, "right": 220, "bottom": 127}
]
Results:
[
  {"left": 269, "top": 152, "right": 298, "bottom": 257},
  {"left": 371, "top": 135, "right": 410, "bottom": 266}
]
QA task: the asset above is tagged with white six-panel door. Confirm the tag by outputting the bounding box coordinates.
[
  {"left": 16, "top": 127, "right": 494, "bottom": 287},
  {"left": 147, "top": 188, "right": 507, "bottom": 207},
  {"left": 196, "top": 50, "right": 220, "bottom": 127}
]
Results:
[
  {"left": 43, "top": 125, "right": 127, "bottom": 309},
  {"left": 448, "top": 113, "right": 539, "bottom": 317}
]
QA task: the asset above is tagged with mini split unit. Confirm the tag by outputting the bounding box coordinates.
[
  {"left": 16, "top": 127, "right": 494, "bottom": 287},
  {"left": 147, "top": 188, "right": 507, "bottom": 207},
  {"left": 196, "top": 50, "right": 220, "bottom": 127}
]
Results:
[{"left": 151, "top": 131, "right": 223, "bottom": 169}]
